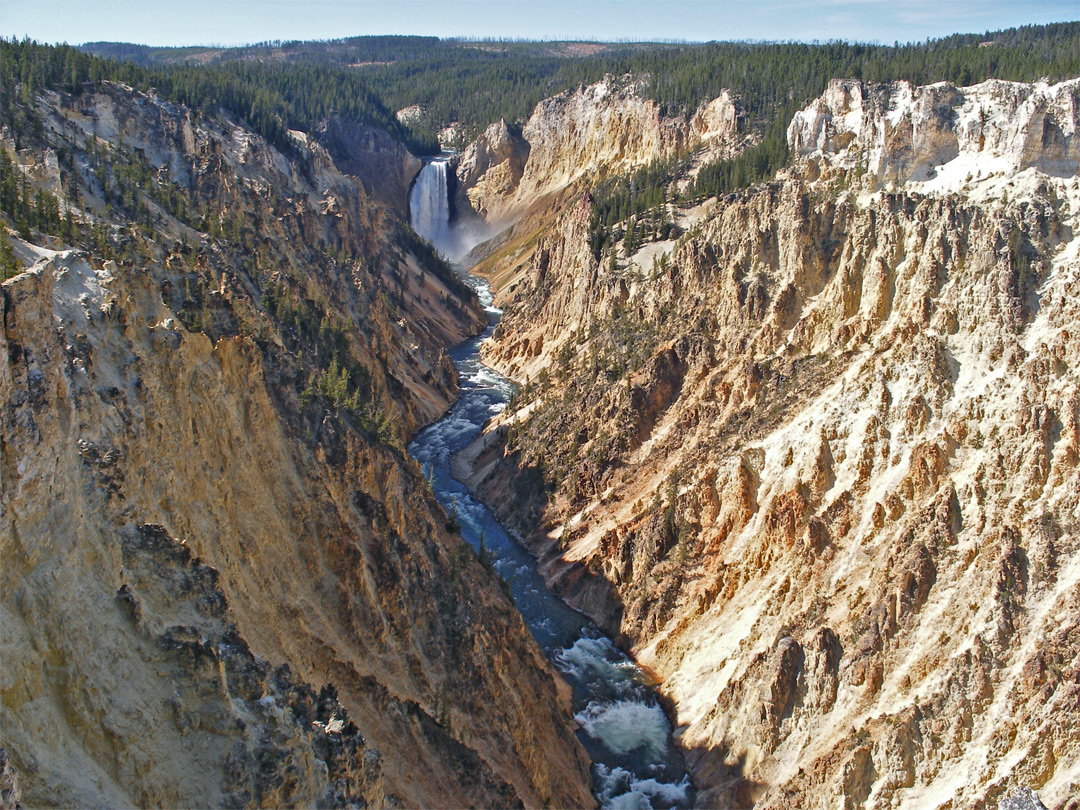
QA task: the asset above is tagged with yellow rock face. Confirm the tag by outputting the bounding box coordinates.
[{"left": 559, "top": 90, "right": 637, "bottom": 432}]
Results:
[
  {"left": 1, "top": 82, "right": 593, "bottom": 809},
  {"left": 458, "top": 75, "right": 740, "bottom": 226},
  {"left": 467, "top": 78, "right": 1080, "bottom": 809}
]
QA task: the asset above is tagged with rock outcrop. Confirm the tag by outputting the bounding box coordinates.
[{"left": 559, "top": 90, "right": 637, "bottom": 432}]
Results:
[
  {"left": 314, "top": 117, "right": 424, "bottom": 214},
  {"left": 788, "top": 77, "right": 1079, "bottom": 185},
  {"left": 455, "top": 118, "right": 531, "bottom": 218},
  {"left": 1, "top": 81, "right": 593, "bottom": 808},
  {"left": 458, "top": 75, "right": 741, "bottom": 224},
  {"left": 467, "top": 77, "right": 1080, "bottom": 809},
  {"left": 691, "top": 91, "right": 739, "bottom": 140}
]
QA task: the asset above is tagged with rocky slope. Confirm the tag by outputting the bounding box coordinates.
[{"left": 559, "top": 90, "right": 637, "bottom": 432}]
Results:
[
  {"left": 1, "top": 82, "right": 593, "bottom": 808},
  {"left": 465, "top": 77, "right": 1080, "bottom": 808},
  {"left": 455, "top": 75, "right": 741, "bottom": 226},
  {"left": 788, "top": 78, "right": 1078, "bottom": 185}
]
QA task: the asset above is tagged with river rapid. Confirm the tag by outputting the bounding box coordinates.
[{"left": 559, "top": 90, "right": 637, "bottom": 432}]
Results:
[{"left": 407, "top": 160, "right": 693, "bottom": 809}]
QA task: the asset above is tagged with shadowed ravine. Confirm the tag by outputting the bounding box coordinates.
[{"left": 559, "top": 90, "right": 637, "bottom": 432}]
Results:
[{"left": 407, "top": 160, "right": 694, "bottom": 809}]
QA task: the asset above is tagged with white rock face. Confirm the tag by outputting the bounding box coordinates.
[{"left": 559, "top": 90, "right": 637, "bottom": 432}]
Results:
[
  {"left": 437, "top": 122, "right": 462, "bottom": 148},
  {"left": 396, "top": 104, "right": 424, "bottom": 125},
  {"left": 455, "top": 118, "right": 531, "bottom": 218},
  {"left": 514, "top": 77, "right": 682, "bottom": 203},
  {"left": 788, "top": 78, "right": 1080, "bottom": 191},
  {"left": 690, "top": 90, "right": 738, "bottom": 140}
]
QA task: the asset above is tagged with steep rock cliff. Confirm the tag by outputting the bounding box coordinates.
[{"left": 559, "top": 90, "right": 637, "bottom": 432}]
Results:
[
  {"left": 1, "top": 82, "right": 594, "bottom": 808},
  {"left": 313, "top": 117, "right": 424, "bottom": 215},
  {"left": 789, "top": 77, "right": 1079, "bottom": 185},
  {"left": 458, "top": 75, "right": 741, "bottom": 225},
  {"left": 467, "top": 78, "right": 1080, "bottom": 808},
  {"left": 455, "top": 118, "right": 531, "bottom": 219}
]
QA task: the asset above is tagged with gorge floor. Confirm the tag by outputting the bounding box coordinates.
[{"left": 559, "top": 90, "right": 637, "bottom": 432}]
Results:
[{"left": 407, "top": 163, "right": 693, "bottom": 808}]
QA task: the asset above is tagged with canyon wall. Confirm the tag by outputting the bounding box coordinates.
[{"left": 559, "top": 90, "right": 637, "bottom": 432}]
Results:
[
  {"left": 469, "top": 78, "right": 1080, "bottom": 808},
  {"left": 456, "top": 76, "right": 741, "bottom": 225},
  {"left": 1, "top": 82, "right": 594, "bottom": 808},
  {"left": 788, "top": 78, "right": 1078, "bottom": 184}
]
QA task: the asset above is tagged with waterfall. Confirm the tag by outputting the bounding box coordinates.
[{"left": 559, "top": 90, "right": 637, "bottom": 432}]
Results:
[
  {"left": 410, "top": 160, "right": 454, "bottom": 257},
  {"left": 409, "top": 157, "right": 498, "bottom": 263}
]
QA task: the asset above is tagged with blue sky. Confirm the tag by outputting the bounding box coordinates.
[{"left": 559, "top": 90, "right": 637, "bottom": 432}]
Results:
[{"left": 2, "top": 0, "right": 1077, "bottom": 47}]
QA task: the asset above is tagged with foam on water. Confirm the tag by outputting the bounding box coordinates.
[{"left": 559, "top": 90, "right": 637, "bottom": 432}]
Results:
[
  {"left": 469, "top": 365, "right": 511, "bottom": 390},
  {"left": 557, "top": 636, "right": 640, "bottom": 695},
  {"left": 576, "top": 700, "right": 670, "bottom": 759},
  {"left": 595, "top": 765, "right": 692, "bottom": 810},
  {"left": 406, "top": 171, "right": 692, "bottom": 809},
  {"left": 475, "top": 284, "right": 500, "bottom": 313},
  {"left": 629, "top": 777, "right": 692, "bottom": 805},
  {"left": 608, "top": 792, "right": 652, "bottom": 810}
]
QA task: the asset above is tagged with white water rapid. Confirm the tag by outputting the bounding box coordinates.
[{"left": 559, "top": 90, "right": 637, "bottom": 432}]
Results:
[{"left": 406, "top": 169, "right": 693, "bottom": 810}]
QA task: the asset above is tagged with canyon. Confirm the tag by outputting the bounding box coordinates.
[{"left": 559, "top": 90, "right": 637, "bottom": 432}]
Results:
[
  {"left": 1, "top": 81, "right": 592, "bottom": 808},
  {"left": 458, "top": 77, "right": 1080, "bottom": 808},
  {"left": 2, "top": 37, "right": 1078, "bottom": 810}
]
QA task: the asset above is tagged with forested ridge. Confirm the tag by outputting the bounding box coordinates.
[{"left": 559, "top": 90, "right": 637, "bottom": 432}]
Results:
[
  {"left": 0, "top": 39, "right": 438, "bottom": 153},
  {"left": 2, "top": 22, "right": 1077, "bottom": 204},
  {"left": 80, "top": 23, "right": 1080, "bottom": 145}
]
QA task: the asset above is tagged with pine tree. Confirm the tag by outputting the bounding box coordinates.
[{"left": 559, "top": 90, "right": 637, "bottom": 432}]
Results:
[{"left": 0, "top": 230, "right": 19, "bottom": 281}]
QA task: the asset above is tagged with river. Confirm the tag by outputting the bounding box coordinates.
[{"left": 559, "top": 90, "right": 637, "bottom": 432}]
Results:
[{"left": 407, "top": 160, "right": 693, "bottom": 810}]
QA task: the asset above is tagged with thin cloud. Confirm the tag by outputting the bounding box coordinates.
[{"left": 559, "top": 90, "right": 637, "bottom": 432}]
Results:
[{"left": 3, "top": 0, "right": 1077, "bottom": 47}]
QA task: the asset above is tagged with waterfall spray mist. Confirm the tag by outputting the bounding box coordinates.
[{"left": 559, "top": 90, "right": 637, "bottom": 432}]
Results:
[{"left": 409, "top": 159, "right": 497, "bottom": 262}]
